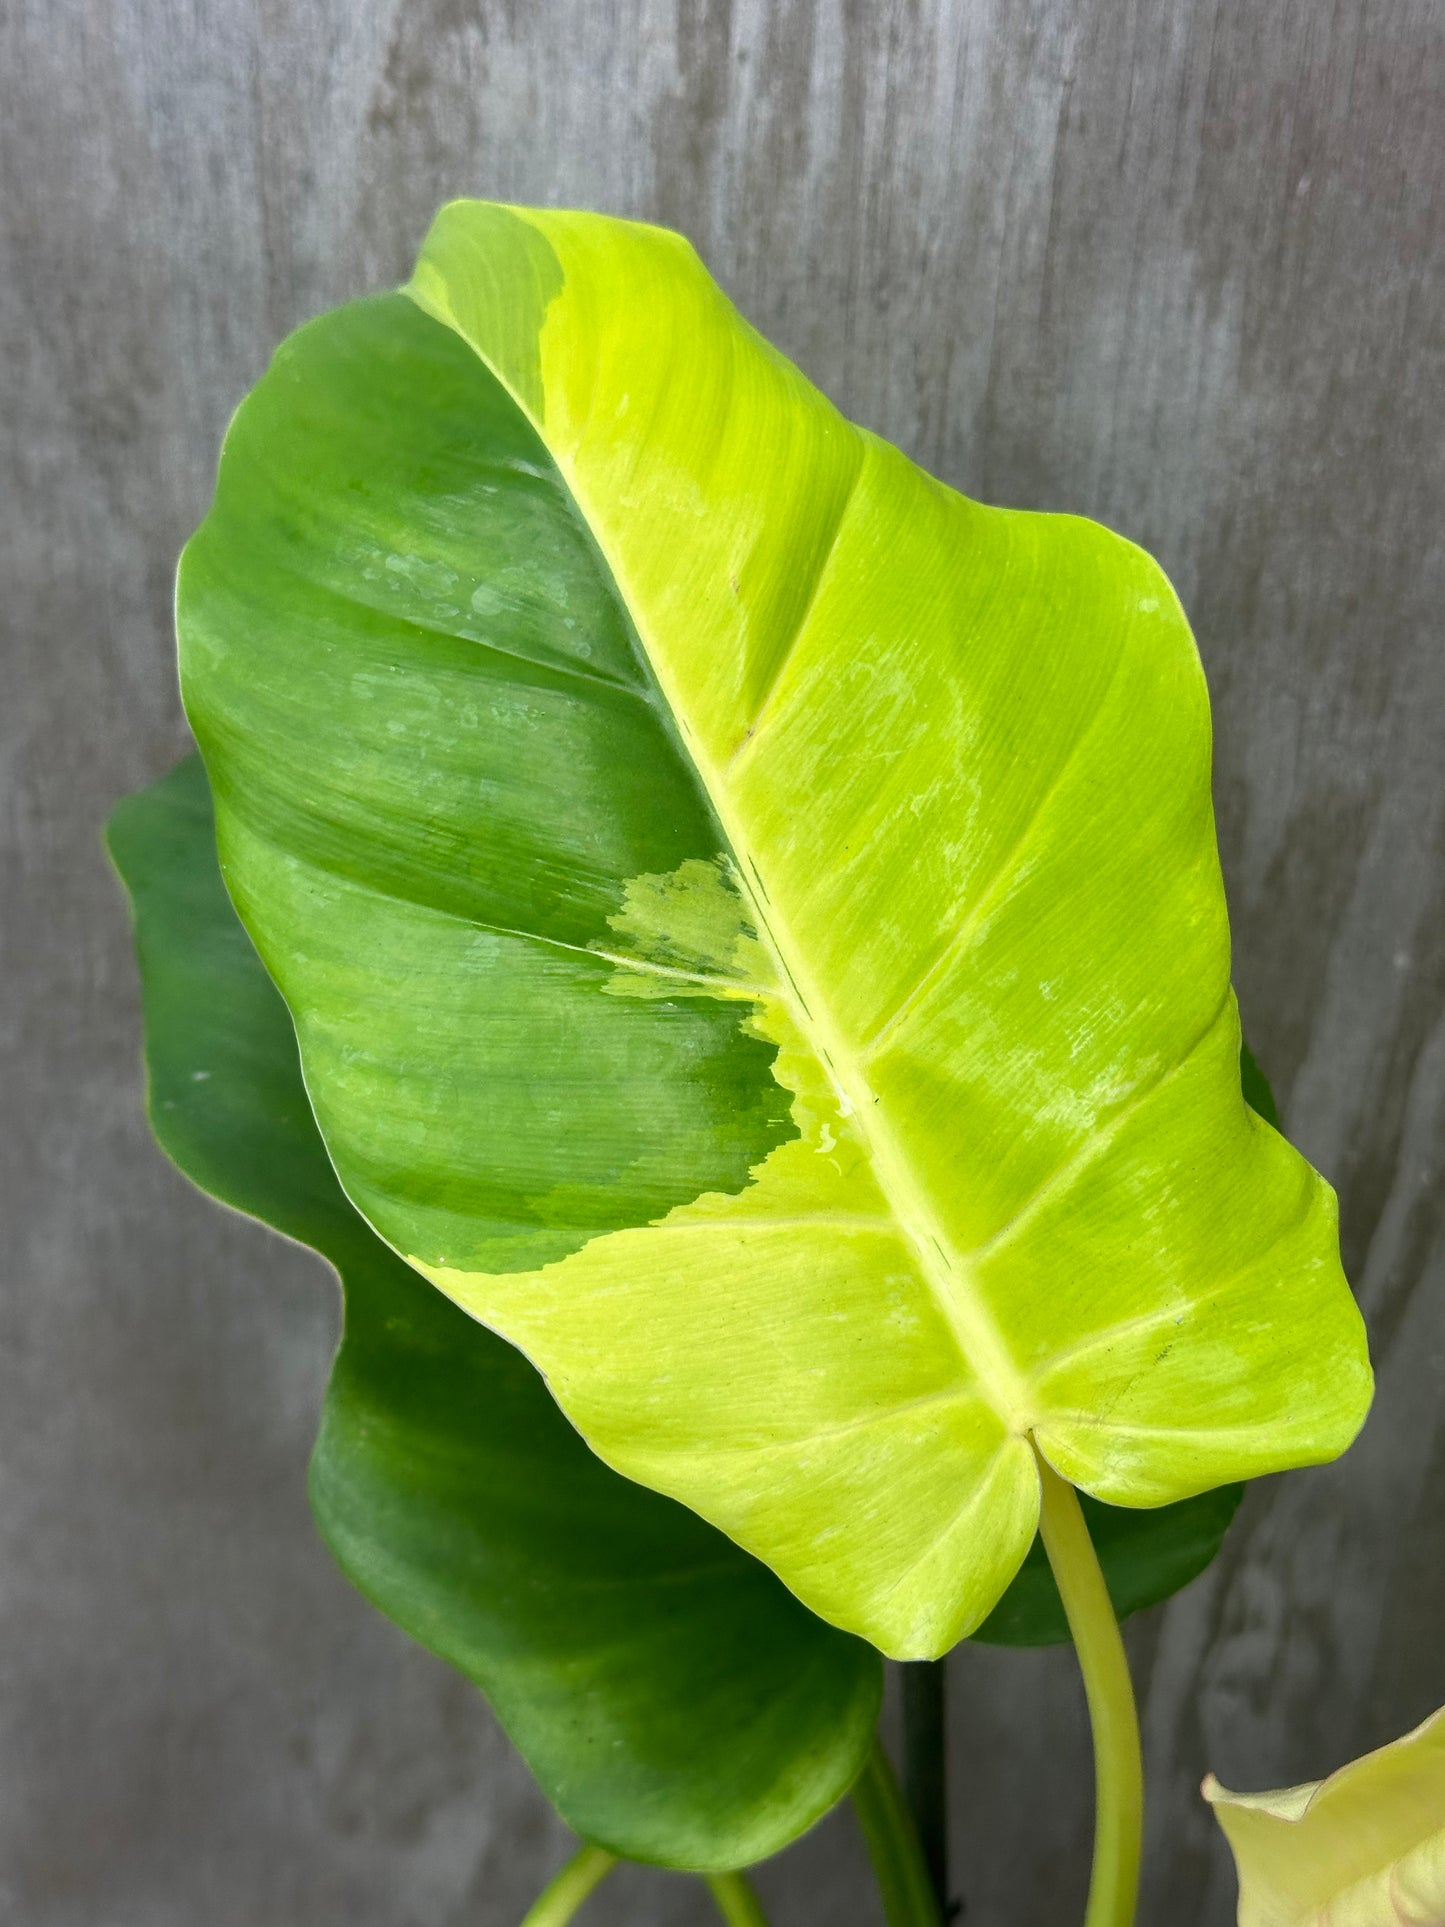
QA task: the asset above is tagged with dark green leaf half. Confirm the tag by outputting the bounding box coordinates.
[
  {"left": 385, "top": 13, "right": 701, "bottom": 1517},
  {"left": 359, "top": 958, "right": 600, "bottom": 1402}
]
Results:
[{"left": 105, "top": 756, "right": 881, "bottom": 1871}]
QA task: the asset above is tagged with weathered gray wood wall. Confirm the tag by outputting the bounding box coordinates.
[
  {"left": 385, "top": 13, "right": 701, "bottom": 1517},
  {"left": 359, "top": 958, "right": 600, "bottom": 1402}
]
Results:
[{"left": 3, "top": 1, "right": 1441, "bottom": 1921}]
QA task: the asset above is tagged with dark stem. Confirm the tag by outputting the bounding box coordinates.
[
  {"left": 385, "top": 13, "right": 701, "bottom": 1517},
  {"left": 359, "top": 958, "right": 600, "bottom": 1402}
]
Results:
[
  {"left": 852, "top": 1739, "right": 944, "bottom": 1927},
  {"left": 901, "top": 1659, "right": 950, "bottom": 1917}
]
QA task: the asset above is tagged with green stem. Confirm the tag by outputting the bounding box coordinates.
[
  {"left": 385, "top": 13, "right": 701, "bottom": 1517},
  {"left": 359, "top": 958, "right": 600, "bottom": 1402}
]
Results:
[
  {"left": 705, "top": 1871, "right": 772, "bottom": 1927},
  {"left": 852, "top": 1736, "right": 945, "bottom": 1927},
  {"left": 518, "top": 1844, "right": 618, "bottom": 1927},
  {"left": 900, "top": 1658, "right": 949, "bottom": 1915},
  {"left": 1034, "top": 1446, "right": 1143, "bottom": 1927}
]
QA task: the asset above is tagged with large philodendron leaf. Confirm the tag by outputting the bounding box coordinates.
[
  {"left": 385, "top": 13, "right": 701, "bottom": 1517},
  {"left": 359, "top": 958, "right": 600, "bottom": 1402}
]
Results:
[
  {"left": 1204, "top": 1705, "right": 1445, "bottom": 1925},
  {"left": 177, "top": 202, "right": 1371, "bottom": 1659},
  {"left": 106, "top": 756, "right": 881, "bottom": 1870}
]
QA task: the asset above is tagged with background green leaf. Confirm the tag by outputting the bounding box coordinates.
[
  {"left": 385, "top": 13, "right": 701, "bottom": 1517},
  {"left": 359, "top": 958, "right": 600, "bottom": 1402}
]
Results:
[
  {"left": 109, "top": 755, "right": 1253, "bottom": 1773},
  {"left": 1239, "top": 1042, "right": 1281, "bottom": 1130},
  {"left": 106, "top": 755, "right": 882, "bottom": 1873},
  {"left": 972, "top": 1482, "right": 1242, "bottom": 1646}
]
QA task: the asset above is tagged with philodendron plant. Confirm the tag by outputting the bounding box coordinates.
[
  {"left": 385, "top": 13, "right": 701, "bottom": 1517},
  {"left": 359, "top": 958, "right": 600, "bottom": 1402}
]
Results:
[{"left": 108, "top": 202, "right": 1400, "bottom": 1927}]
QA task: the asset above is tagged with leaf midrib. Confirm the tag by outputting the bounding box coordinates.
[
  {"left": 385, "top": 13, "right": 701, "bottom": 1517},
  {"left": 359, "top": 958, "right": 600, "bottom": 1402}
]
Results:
[{"left": 411, "top": 284, "right": 1036, "bottom": 1440}]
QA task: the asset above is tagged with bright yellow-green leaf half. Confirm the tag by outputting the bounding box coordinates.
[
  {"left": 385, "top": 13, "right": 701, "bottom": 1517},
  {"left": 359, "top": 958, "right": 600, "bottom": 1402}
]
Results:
[
  {"left": 1205, "top": 1704, "right": 1445, "bottom": 1926},
  {"left": 178, "top": 200, "right": 1372, "bottom": 1659}
]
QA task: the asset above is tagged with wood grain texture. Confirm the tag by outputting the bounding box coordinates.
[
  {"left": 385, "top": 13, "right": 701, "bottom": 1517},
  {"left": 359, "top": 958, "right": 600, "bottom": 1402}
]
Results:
[{"left": 2, "top": 1, "right": 1440, "bottom": 1921}]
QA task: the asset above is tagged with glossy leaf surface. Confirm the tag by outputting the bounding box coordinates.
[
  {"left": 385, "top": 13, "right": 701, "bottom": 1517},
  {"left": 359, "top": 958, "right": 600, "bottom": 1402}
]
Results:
[
  {"left": 178, "top": 203, "right": 1371, "bottom": 1657},
  {"left": 1205, "top": 1704, "right": 1445, "bottom": 1926},
  {"left": 106, "top": 756, "right": 881, "bottom": 1870}
]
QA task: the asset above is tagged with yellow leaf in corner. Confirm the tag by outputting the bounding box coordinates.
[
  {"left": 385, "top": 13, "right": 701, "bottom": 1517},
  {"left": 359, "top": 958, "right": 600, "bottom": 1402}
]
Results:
[{"left": 1204, "top": 1705, "right": 1445, "bottom": 1926}]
